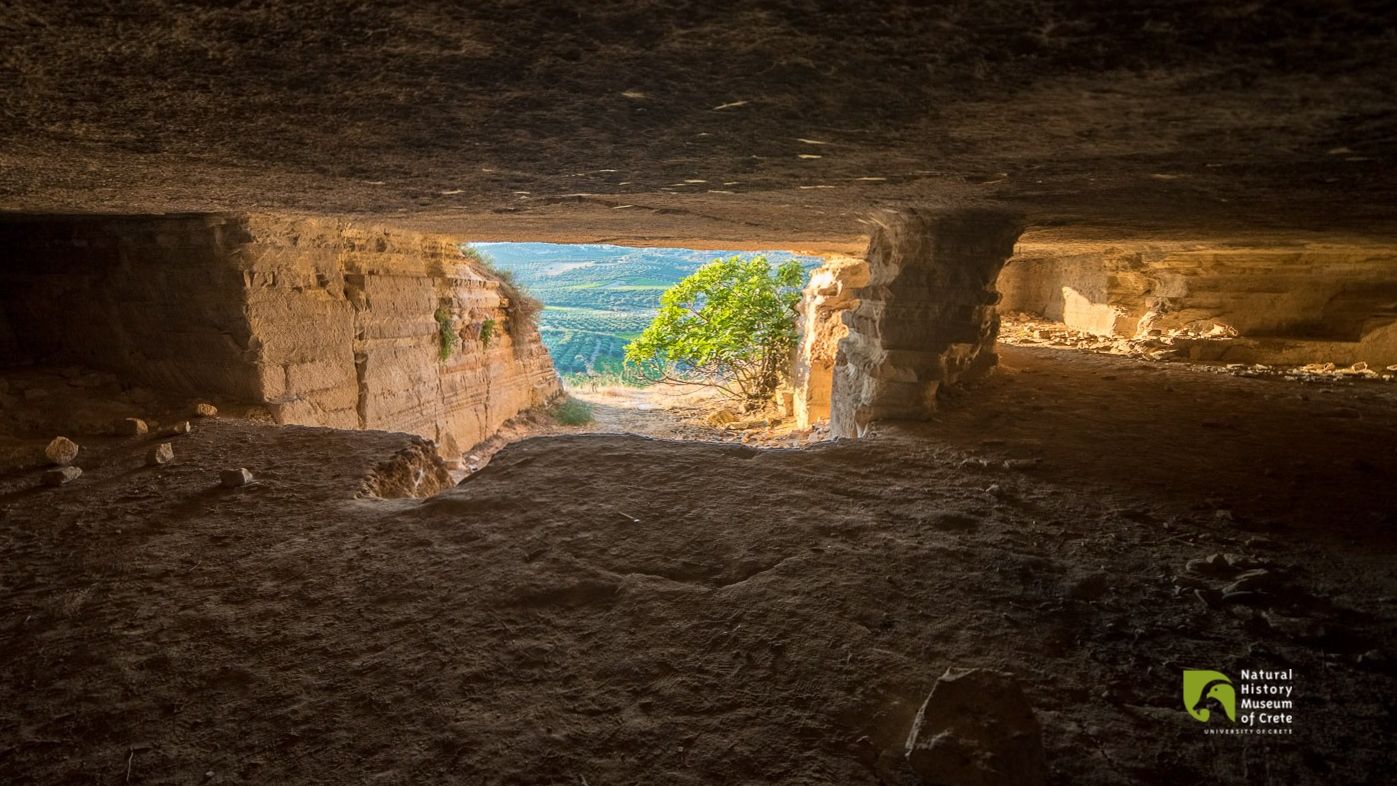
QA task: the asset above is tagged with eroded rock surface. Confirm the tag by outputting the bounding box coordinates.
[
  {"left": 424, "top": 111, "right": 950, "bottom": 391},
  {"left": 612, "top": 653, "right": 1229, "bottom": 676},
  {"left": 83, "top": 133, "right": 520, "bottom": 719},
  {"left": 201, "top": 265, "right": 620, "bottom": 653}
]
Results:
[
  {"left": 999, "top": 242, "right": 1397, "bottom": 366},
  {"left": 904, "top": 669, "right": 1046, "bottom": 786},
  {"left": 793, "top": 255, "right": 868, "bottom": 429},
  {"left": 0, "top": 214, "right": 560, "bottom": 458},
  {"left": 830, "top": 209, "right": 1023, "bottom": 437}
]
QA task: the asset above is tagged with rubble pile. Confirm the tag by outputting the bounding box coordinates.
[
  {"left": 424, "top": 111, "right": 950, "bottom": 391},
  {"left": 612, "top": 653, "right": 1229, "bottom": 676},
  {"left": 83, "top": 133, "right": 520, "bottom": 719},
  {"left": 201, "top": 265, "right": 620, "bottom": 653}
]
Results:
[{"left": 1000, "top": 313, "right": 1397, "bottom": 384}]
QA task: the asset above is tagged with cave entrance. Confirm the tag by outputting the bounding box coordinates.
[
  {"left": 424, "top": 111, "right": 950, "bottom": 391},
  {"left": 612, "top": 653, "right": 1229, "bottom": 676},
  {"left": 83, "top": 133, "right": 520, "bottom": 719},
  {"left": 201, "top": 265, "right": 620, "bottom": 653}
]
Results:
[{"left": 468, "top": 241, "right": 825, "bottom": 445}]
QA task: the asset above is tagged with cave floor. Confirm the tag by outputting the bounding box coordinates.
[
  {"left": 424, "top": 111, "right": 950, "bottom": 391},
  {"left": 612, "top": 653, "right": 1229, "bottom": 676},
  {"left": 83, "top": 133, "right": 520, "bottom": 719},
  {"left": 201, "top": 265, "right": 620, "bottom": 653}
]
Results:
[{"left": 1, "top": 346, "right": 1395, "bottom": 785}]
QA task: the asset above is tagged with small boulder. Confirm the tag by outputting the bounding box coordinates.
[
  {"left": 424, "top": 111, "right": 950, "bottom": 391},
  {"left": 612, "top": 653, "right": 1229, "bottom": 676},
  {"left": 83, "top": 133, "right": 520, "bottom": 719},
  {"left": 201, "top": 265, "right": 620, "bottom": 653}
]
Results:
[
  {"left": 193, "top": 402, "right": 218, "bottom": 418},
  {"left": 45, "top": 436, "right": 80, "bottom": 466},
  {"left": 905, "top": 668, "right": 1046, "bottom": 786},
  {"left": 164, "top": 421, "right": 193, "bottom": 437},
  {"left": 43, "top": 466, "right": 83, "bottom": 486},
  {"left": 120, "top": 418, "right": 149, "bottom": 436},
  {"left": 146, "top": 443, "right": 174, "bottom": 466},
  {"left": 220, "top": 468, "right": 253, "bottom": 488}
]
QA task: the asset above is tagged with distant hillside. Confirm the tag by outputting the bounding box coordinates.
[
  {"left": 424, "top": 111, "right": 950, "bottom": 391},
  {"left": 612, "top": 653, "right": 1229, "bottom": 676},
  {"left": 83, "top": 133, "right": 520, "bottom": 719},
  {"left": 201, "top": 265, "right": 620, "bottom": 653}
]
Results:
[{"left": 469, "top": 243, "right": 823, "bottom": 379}]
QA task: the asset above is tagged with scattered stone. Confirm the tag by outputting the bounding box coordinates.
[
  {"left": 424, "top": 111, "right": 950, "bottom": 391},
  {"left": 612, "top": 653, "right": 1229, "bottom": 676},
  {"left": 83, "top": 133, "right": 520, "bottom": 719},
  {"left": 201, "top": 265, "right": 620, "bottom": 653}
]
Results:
[
  {"left": 904, "top": 668, "right": 1046, "bottom": 786},
  {"left": 193, "top": 402, "right": 219, "bottom": 418},
  {"left": 146, "top": 442, "right": 174, "bottom": 466},
  {"left": 1185, "top": 553, "right": 1232, "bottom": 577},
  {"left": 45, "top": 436, "right": 80, "bottom": 466},
  {"left": 43, "top": 466, "right": 83, "bottom": 486},
  {"left": 164, "top": 421, "right": 193, "bottom": 436},
  {"left": 120, "top": 417, "right": 149, "bottom": 436},
  {"left": 220, "top": 468, "right": 254, "bottom": 488},
  {"left": 1002, "top": 458, "right": 1040, "bottom": 471},
  {"left": 706, "top": 408, "right": 739, "bottom": 426}
]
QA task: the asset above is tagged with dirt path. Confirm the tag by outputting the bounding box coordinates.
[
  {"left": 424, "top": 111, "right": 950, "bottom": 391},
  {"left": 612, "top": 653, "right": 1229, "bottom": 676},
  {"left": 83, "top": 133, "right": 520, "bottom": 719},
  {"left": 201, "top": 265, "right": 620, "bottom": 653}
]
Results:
[{"left": 1, "top": 347, "right": 1394, "bottom": 784}]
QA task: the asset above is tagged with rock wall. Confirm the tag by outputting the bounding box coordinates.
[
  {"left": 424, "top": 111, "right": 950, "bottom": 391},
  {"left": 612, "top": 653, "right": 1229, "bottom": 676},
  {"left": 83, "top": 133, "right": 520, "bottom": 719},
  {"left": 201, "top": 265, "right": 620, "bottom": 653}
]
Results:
[
  {"left": 829, "top": 209, "right": 1024, "bottom": 438},
  {"left": 999, "top": 243, "right": 1397, "bottom": 366},
  {"left": 0, "top": 213, "right": 560, "bottom": 456},
  {"left": 792, "top": 256, "right": 868, "bottom": 429}
]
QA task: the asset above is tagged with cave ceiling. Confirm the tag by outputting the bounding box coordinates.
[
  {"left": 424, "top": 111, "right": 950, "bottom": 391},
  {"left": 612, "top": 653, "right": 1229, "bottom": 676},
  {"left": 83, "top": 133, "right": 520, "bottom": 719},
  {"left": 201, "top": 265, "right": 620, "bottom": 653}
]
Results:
[{"left": 2, "top": 1, "right": 1395, "bottom": 252}]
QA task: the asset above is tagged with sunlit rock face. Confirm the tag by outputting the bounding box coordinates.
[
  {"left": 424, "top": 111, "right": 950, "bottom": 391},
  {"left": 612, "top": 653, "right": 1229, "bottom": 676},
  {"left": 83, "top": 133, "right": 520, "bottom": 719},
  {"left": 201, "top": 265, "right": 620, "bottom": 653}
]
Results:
[
  {"left": 0, "top": 214, "right": 559, "bottom": 455},
  {"left": 792, "top": 255, "right": 868, "bottom": 429},
  {"left": 829, "top": 209, "right": 1024, "bottom": 438},
  {"left": 999, "top": 243, "right": 1397, "bottom": 367}
]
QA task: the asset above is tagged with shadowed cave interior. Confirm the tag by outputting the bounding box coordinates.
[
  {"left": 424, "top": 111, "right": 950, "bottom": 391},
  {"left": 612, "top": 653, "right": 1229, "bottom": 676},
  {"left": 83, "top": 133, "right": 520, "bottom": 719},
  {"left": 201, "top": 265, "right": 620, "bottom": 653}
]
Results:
[{"left": 1, "top": 2, "right": 1396, "bottom": 785}]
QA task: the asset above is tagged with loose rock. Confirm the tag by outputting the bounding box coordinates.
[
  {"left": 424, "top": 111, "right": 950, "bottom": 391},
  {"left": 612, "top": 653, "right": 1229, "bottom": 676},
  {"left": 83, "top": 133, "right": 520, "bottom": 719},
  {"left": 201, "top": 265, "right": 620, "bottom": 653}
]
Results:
[
  {"left": 146, "top": 442, "right": 174, "bottom": 466},
  {"left": 905, "top": 668, "right": 1047, "bottom": 786},
  {"left": 706, "top": 408, "right": 738, "bottom": 426},
  {"left": 120, "top": 417, "right": 149, "bottom": 436},
  {"left": 45, "top": 436, "right": 80, "bottom": 466},
  {"left": 193, "top": 402, "right": 218, "bottom": 418},
  {"left": 220, "top": 468, "right": 254, "bottom": 488},
  {"left": 164, "top": 421, "right": 193, "bottom": 436},
  {"left": 43, "top": 466, "right": 83, "bottom": 486}
]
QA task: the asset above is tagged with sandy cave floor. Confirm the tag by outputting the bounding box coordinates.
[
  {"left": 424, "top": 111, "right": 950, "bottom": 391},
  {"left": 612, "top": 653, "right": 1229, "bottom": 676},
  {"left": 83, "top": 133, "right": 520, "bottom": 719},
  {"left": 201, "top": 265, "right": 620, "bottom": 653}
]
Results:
[{"left": 1, "top": 345, "right": 1396, "bottom": 785}]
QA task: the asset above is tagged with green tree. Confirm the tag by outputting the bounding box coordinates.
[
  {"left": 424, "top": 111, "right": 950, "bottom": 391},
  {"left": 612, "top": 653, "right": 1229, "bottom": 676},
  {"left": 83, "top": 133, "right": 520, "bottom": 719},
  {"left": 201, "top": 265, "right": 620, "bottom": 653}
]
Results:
[{"left": 624, "top": 255, "right": 805, "bottom": 401}]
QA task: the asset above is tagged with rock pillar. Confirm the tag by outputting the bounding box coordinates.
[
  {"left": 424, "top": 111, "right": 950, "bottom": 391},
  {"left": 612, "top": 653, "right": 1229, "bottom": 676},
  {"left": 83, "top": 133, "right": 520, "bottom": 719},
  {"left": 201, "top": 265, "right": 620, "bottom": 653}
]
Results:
[
  {"left": 829, "top": 209, "right": 1023, "bottom": 437},
  {"left": 792, "top": 256, "right": 869, "bottom": 429}
]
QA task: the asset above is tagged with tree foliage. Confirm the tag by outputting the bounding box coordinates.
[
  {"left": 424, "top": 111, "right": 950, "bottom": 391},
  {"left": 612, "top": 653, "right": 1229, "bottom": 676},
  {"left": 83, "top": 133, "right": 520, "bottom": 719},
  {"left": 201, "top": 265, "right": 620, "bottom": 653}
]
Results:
[{"left": 624, "top": 255, "right": 805, "bottom": 401}]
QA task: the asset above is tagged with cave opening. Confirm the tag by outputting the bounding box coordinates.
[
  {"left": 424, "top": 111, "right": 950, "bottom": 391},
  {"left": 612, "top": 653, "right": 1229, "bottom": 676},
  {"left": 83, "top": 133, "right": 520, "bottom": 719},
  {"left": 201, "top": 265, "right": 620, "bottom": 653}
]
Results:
[{"left": 469, "top": 240, "right": 829, "bottom": 446}]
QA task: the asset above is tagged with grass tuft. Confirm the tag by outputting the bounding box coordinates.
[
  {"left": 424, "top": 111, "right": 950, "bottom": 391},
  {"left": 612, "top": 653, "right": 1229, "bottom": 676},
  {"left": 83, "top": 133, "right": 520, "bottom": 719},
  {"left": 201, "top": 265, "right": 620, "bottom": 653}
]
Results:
[{"left": 549, "top": 396, "right": 595, "bottom": 426}]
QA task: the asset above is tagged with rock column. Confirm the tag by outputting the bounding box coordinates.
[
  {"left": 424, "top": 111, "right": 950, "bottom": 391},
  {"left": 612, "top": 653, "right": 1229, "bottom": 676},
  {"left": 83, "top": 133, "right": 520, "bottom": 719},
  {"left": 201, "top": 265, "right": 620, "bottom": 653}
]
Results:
[{"left": 829, "top": 209, "right": 1023, "bottom": 437}]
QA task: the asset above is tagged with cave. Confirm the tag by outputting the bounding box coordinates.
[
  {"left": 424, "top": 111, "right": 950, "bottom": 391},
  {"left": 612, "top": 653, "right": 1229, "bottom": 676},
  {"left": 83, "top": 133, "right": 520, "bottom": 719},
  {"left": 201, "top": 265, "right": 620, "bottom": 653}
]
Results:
[{"left": 2, "top": 3, "right": 1396, "bottom": 785}]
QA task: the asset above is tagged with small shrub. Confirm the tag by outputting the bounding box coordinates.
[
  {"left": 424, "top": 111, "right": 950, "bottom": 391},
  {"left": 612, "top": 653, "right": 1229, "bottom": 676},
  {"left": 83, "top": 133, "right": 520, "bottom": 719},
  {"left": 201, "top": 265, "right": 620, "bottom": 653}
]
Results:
[
  {"left": 550, "top": 396, "right": 594, "bottom": 426},
  {"left": 624, "top": 255, "right": 805, "bottom": 402},
  {"left": 463, "top": 247, "right": 542, "bottom": 332},
  {"left": 479, "top": 318, "right": 497, "bottom": 347},
  {"left": 435, "top": 308, "right": 457, "bottom": 360}
]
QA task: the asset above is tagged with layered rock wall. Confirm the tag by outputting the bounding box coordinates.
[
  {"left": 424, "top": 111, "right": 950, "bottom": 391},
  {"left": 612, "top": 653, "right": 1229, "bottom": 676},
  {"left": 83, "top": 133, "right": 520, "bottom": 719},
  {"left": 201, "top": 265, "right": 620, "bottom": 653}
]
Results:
[
  {"left": 829, "top": 209, "right": 1024, "bottom": 437},
  {"left": 999, "top": 244, "right": 1397, "bottom": 366},
  {"left": 0, "top": 213, "right": 559, "bottom": 456},
  {"left": 791, "top": 256, "right": 868, "bottom": 429}
]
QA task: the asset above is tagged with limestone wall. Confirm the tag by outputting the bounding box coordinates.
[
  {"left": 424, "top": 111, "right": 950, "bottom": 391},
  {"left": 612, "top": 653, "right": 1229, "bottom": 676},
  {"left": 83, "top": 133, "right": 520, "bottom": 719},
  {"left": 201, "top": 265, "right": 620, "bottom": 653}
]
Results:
[
  {"left": 0, "top": 213, "right": 560, "bottom": 456},
  {"left": 1000, "top": 243, "right": 1397, "bottom": 366},
  {"left": 828, "top": 209, "right": 1024, "bottom": 437},
  {"left": 792, "top": 256, "right": 868, "bottom": 429}
]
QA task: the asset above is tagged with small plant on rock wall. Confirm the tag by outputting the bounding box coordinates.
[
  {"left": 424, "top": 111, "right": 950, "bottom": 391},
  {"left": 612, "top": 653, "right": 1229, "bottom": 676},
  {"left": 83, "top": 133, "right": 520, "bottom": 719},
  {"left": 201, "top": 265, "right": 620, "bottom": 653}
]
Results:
[
  {"left": 479, "top": 318, "right": 497, "bottom": 347},
  {"left": 435, "top": 308, "right": 457, "bottom": 361}
]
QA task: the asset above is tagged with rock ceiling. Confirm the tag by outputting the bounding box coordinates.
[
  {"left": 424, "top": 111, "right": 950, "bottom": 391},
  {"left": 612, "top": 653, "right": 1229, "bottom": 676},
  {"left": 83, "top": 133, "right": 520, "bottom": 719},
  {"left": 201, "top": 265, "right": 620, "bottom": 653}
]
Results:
[{"left": 2, "top": 1, "right": 1395, "bottom": 252}]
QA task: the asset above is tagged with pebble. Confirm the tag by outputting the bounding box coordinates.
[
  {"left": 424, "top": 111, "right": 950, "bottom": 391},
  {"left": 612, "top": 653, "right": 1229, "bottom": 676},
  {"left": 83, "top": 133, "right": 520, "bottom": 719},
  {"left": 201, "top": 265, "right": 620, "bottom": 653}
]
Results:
[
  {"left": 220, "top": 468, "right": 254, "bottom": 488},
  {"left": 146, "top": 443, "right": 174, "bottom": 466},
  {"left": 43, "top": 466, "right": 83, "bottom": 486},
  {"left": 193, "top": 403, "right": 218, "bottom": 418},
  {"left": 120, "top": 417, "right": 149, "bottom": 436},
  {"left": 45, "top": 436, "right": 80, "bottom": 466},
  {"left": 164, "top": 421, "right": 193, "bottom": 436}
]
